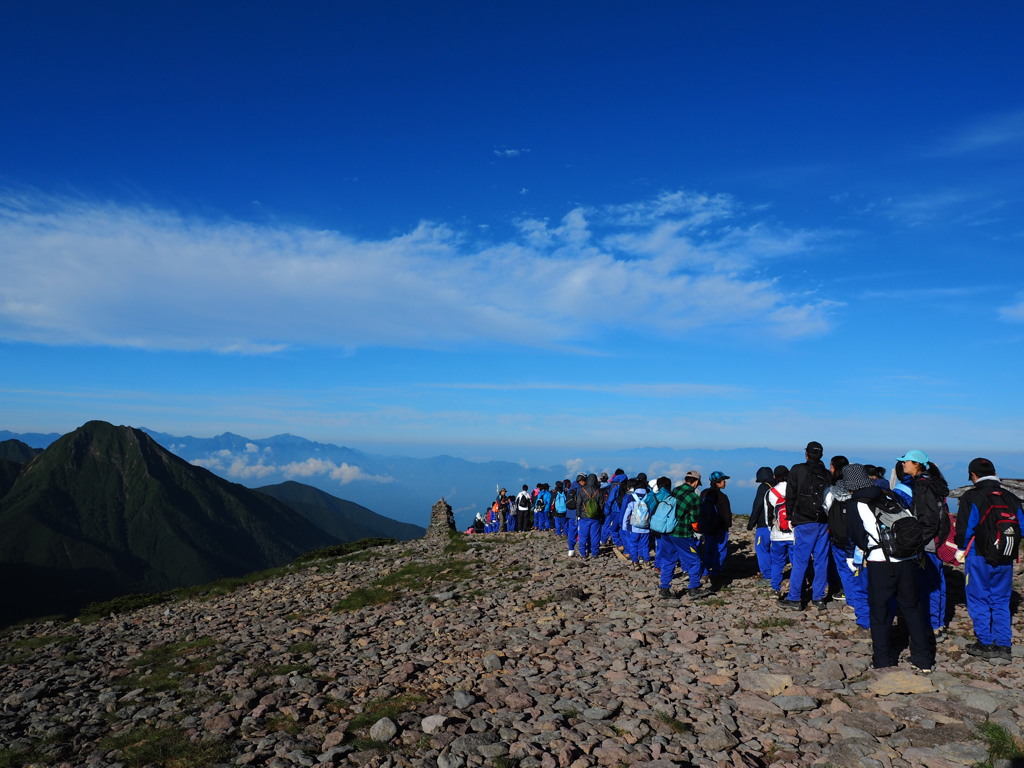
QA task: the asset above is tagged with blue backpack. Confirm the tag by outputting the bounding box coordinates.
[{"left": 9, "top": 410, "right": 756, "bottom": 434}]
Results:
[
  {"left": 649, "top": 494, "right": 679, "bottom": 534},
  {"left": 554, "top": 491, "right": 567, "bottom": 514}
]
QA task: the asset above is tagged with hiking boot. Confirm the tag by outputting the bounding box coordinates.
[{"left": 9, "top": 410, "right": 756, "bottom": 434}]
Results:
[
  {"left": 810, "top": 599, "right": 828, "bottom": 611},
  {"left": 779, "top": 599, "right": 803, "bottom": 611},
  {"left": 687, "top": 586, "right": 709, "bottom": 599},
  {"left": 909, "top": 661, "right": 933, "bottom": 674},
  {"left": 658, "top": 588, "right": 674, "bottom": 600},
  {"left": 965, "top": 641, "right": 996, "bottom": 659},
  {"left": 933, "top": 627, "right": 947, "bottom": 642},
  {"left": 991, "top": 645, "right": 1012, "bottom": 661},
  {"left": 567, "top": 550, "right": 575, "bottom": 557}
]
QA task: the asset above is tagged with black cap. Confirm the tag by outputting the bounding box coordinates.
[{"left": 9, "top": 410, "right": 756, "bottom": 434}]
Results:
[
  {"left": 806, "top": 441, "right": 824, "bottom": 459},
  {"left": 968, "top": 457, "right": 997, "bottom": 479}
]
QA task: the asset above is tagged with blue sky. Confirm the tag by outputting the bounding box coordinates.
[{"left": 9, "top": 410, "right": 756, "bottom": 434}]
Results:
[{"left": 2, "top": 1, "right": 1024, "bottom": 465}]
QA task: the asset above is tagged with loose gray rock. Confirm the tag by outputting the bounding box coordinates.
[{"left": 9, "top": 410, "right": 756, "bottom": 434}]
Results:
[{"left": 369, "top": 717, "right": 398, "bottom": 742}]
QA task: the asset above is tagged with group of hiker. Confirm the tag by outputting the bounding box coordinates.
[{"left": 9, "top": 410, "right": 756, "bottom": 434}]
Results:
[{"left": 475, "top": 441, "right": 1023, "bottom": 674}]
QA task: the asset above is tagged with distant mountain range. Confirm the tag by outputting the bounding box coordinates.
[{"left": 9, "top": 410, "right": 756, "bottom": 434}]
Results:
[
  {"left": 7, "top": 426, "right": 1024, "bottom": 530},
  {"left": 0, "top": 421, "right": 424, "bottom": 626}
]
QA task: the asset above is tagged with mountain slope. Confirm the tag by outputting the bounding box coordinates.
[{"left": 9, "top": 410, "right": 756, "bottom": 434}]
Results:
[
  {"left": 0, "top": 421, "right": 338, "bottom": 624},
  {"left": 0, "top": 438, "right": 41, "bottom": 463},
  {"left": 255, "top": 481, "right": 424, "bottom": 542}
]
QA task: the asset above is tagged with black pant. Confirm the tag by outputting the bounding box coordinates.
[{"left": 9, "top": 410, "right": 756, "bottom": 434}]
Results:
[{"left": 867, "top": 559, "right": 935, "bottom": 669}]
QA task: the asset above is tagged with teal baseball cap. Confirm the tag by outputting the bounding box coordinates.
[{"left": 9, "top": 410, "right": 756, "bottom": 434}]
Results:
[{"left": 898, "top": 449, "right": 930, "bottom": 465}]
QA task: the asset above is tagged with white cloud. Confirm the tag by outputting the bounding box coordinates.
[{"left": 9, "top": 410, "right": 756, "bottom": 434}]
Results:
[
  {"left": 930, "top": 109, "right": 1024, "bottom": 157},
  {"left": 564, "top": 458, "right": 584, "bottom": 475},
  {"left": 0, "top": 190, "right": 835, "bottom": 353},
  {"left": 190, "top": 452, "right": 392, "bottom": 485},
  {"left": 494, "top": 147, "right": 530, "bottom": 158},
  {"left": 999, "top": 298, "right": 1024, "bottom": 322}
]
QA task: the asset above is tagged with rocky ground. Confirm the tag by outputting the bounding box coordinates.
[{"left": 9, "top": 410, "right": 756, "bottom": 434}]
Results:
[{"left": 2, "top": 527, "right": 1023, "bottom": 768}]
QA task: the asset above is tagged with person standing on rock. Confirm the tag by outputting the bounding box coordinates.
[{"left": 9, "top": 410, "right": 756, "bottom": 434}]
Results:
[
  {"left": 565, "top": 473, "right": 585, "bottom": 557},
  {"left": 748, "top": 467, "right": 775, "bottom": 584},
  {"left": 602, "top": 468, "right": 629, "bottom": 554},
  {"left": 495, "top": 488, "right": 511, "bottom": 532},
  {"left": 898, "top": 450, "right": 950, "bottom": 643},
  {"left": 576, "top": 473, "right": 604, "bottom": 560},
  {"left": 659, "top": 472, "right": 707, "bottom": 599},
  {"left": 765, "top": 465, "right": 794, "bottom": 598},
  {"left": 516, "top": 485, "right": 534, "bottom": 531},
  {"left": 844, "top": 463, "right": 936, "bottom": 672},
  {"left": 699, "top": 471, "right": 732, "bottom": 588},
  {"left": 824, "top": 458, "right": 870, "bottom": 631},
  {"left": 781, "top": 441, "right": 831, "bottom": 611},
  {"left": 553, "top": 481, "right": 568, "bottom": 538},
  {"left": 954, "top": 458, "right": 1024, "bottom": 661}
]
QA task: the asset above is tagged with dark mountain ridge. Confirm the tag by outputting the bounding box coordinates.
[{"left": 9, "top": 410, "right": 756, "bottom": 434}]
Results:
[
  {"left": 256, "top": 481, "right": 423, "bottom": 542},
  {"left": 0, "top": 421, "right": 339, "bottom": 625}
]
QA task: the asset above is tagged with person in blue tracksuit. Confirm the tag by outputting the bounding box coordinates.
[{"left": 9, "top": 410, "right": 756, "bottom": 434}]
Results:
[
  {"left": 825, "top": 467, "right": 869, "bottom": 630},
  {"left": 553, "top": 481, "right": 568, "bottom": 537},
  {"left": 898, "top": 449, "right": 950, "bottom": 642},
  {"left": 659, "top": 473, "right": 707, "bottom": 598},
  {"left": 781, "top": 441, "right": 831, "bottom": 611},
  {"left": 748, "top": 467, "right": 775, "bottom": 582},
  {"left": 765, "top": 466, "right": 793, "bottom": 598},
  {"left": 565, "top": 474, "right": 584, "bottom": 557},
  {"left": 621, "top": 478, "right": 654, "bottom": 567},
  {"left": 699, "top": 471, "right": 732, "bottom": 587},
  {"left": 954, "top": 458, "right": 1024, "bottom": 662},
  {"left": 576, "top": 473, "right": 604, "bottom": 559},
  {"left": 602, "top": 469, "right": 629, "bottom": 551},
  {"left": 534, "top": 484, "right": 552, "bottom": 531}
]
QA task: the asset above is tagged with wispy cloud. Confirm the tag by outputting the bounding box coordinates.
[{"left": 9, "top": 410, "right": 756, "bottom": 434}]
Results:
[
  {"left": 423, "top": 381, "right": 743, "bottom": 397},
  {"left": 929, "top": 109, "right": 1024, "bottom": 157},
  {"left": 192, "top": 451, "right": 392, "bottom": 484},
  {"left": 0, "top": 189, "right": 836, "bottom": 353},
  {"left": 494, "top": 147, "right": 530, "bottom": 158},
  {"left": 999, "top": 297, "right": 1024, "bottom": 322}
]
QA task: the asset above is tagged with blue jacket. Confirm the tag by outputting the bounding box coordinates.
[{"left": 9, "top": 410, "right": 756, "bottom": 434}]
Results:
[{"left": 604, "top": 472, "right": 629, "bottom": 519}]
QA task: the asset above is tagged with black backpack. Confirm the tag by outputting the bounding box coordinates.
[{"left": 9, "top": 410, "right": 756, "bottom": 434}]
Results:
[
  {"left": 868, "top": 491, "right": 924, "bottom": 560},
  {"left": 970, "top": 489, "right": 1022, "bottom": 565},
  {"left": 565, "top": 487, "right": 577, "bottom": 511},
  {"left": 797, "top": 463, "right": 830, "bottom": 522},
  {"left": 827, "top": 495, "right": 849, "bottom": 548}
]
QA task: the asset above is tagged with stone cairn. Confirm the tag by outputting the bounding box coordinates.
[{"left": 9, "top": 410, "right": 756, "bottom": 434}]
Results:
[{"left": 424, "top": 497, "right": 456, "bottom": 546}]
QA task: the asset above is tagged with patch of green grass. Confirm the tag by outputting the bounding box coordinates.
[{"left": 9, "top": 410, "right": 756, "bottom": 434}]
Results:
[
  {"left": 974, "top": 721, "right": 1024, "bottom": 767},
  {"left": 288, "top": 640, "right": 317, "bottom": 654},
  {"left": 333, "top": 586, "right": 397, "bottom": 612},
  {"left": 99, "top": 726, "right": 230, "bottom": 768},
  {"left": 264, "top": 713, "right": 304, "bottom": 735},
  {"left": 375, "top": 559, "right": 476, "bottom": 589},
  {"left": 78, "top": 592, "right": 175, "bottom": 622},
  {"left": 1, "top": 633, "right": 77, "bottom": 665},
  {"left": 655, "top": 710, "right": 691, "bottom": 734},
  {"left": 268, "top": 663, "right": 311, "bottom": 676},
  {"left": 4, "top": 633, "right": 75, "bottom": 651},
  {"left": 444, "top": 531, "right": 469, "bottom": 554},
  {"left": 703, "top": 597, "right": 727, "bottom": 607},
  {"left": 119, "top": 637, "right": 220, "bottom": 693},
  {"left": 0, "top": 744, "right": 44, "bottom": 768},
  {"left": 348, "top": 693, "right": 427, "bottom": 731},
  {"left": 294, "top": 538, "right": 396, "bottom": 564},
  {"left": 334, "top": 558, "right": 478, "bottom": 612}
]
